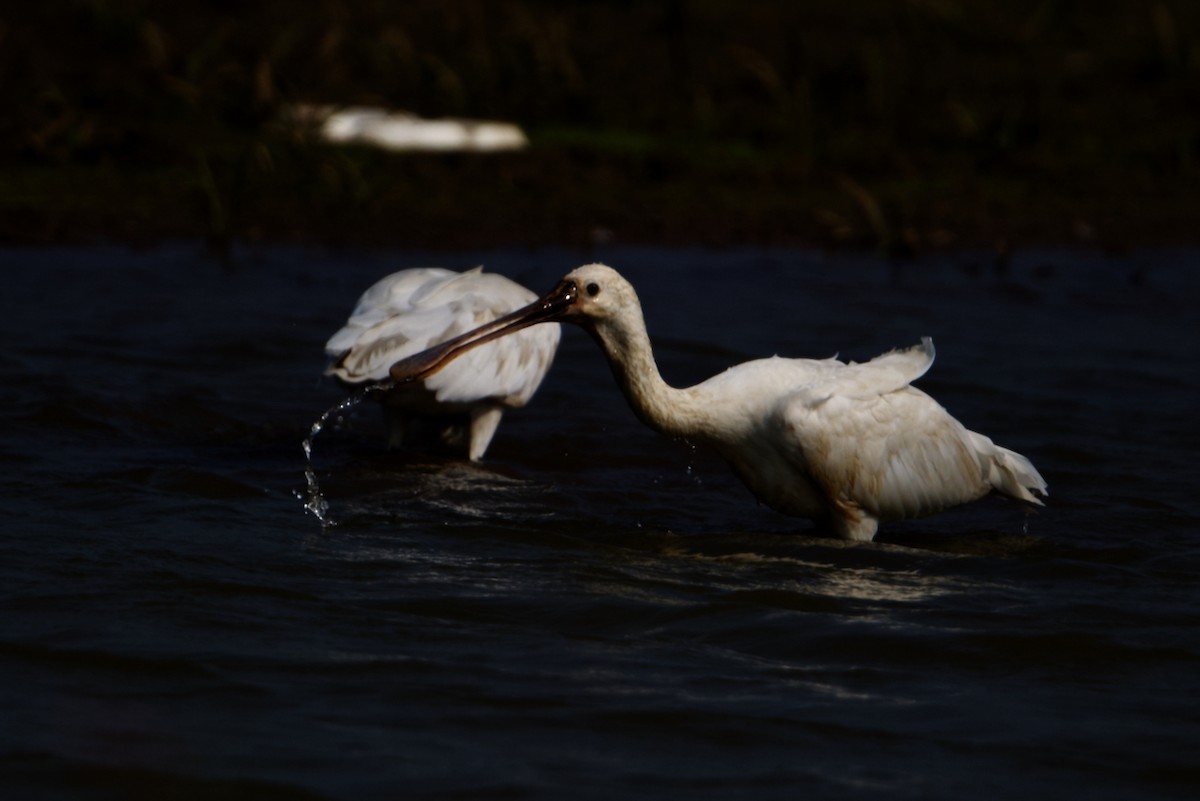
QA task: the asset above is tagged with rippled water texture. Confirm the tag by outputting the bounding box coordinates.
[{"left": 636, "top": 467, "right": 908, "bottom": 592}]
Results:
[{"left": 3, "top": 245, "right": 1198, "bottom": 800}]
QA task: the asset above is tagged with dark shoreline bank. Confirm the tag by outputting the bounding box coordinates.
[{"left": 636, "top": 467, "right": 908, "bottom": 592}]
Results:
[{"left": 4, "top": 2, "right": 1197, "bottom": 254}]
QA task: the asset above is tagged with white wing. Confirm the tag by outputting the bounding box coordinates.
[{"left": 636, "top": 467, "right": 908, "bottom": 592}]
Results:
[
  {"left": 425, "top": 314, "right": 560, "bottom": 406},
  {"left": 779, "top": 338, "right": 1043, "bottom": 522},
  {"left": 325, "top": 267, "right": 560, "bottom": 405},
  {"left": 325, "top": 267, "right": 458, "bottom": 356},
  {"left": 798, "top": 337, "right": 935, "bottom": 402}
]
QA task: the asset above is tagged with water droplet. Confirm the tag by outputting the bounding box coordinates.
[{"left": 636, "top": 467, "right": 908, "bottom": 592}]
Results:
[{"left": 683, "top": 440, "right": 703, "bottom": 485}]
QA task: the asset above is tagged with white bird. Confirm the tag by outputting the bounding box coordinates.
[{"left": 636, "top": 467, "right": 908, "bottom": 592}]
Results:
[
  {"left": 387, "top": 263, "right": 1047, "bottom": 541},
  {"left": 324, "top": 267, "right": 560, "bottom": 461}
]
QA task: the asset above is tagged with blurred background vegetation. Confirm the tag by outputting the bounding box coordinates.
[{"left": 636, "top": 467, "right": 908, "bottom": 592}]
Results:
[{"left": 2, "top": 0, "right": 1197, "bottom": 253}]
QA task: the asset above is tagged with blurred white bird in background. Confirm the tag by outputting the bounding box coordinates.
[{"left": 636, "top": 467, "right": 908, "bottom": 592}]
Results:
[
  {"left": 285, "top": 105, "right": 529, "bottom": 152},
  {"left": 387, "top": 263, "right": 1047, "bottom": 540},
  {"left": 325, "top": 267, "right": 560, "bottom": 461}
]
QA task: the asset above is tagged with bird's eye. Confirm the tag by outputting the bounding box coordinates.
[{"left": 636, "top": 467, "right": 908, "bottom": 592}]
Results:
[{"left": 586, "top": 282, "right": 601, "bottom": 297}]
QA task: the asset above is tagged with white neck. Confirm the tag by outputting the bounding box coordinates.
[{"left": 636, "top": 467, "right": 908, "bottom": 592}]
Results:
[{"left": 586, "top": 307, "right": 708, "bottom": 441}]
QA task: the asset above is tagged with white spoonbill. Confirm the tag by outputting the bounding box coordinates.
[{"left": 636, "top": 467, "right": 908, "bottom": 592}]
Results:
[
  {"left": 325, "top": 267, "right": 560, "bottom": 461},
  {"left": 387, "top": 263, "right": 1047, "bottom": 541}
]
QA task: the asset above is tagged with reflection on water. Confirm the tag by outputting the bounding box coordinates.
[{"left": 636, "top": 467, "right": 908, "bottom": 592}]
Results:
[{"left": 2, "top": 244, "right": 1198, "bottom": 801}]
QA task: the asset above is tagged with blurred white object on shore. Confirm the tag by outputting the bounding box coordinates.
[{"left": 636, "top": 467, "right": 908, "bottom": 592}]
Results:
[{"left": 287, "top": 105, "right": 528, "bottom": 152}]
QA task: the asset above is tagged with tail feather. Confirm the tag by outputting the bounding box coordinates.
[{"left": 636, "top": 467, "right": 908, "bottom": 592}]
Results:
[{"left": 987, "top": 444, "right": 1048, "bottom": 505}]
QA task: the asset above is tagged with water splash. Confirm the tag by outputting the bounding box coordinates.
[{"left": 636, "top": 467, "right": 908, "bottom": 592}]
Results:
[{"left": 299, "top": 381, "right": 394, "bottom": 527}]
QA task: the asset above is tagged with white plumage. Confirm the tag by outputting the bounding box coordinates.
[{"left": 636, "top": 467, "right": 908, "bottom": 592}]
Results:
[
  {"left": 697, "top": 342, "right": 1046, "bottom": 539},
  {"left": 325, "top": 267, "right": 560, "bottom": 461},
  {"left": 389, "top": 263, "right": 1048, "bottom": 540}
]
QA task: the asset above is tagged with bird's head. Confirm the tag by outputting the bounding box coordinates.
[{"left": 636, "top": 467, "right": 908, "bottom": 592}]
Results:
[{"left": 555, "top": 263, "right": 639, "bottom": 327}]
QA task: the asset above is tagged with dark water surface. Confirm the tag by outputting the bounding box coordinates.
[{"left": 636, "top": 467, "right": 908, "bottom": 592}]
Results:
[{"left": 3, "top": 245, "right": 1198, "bottom": 800}]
